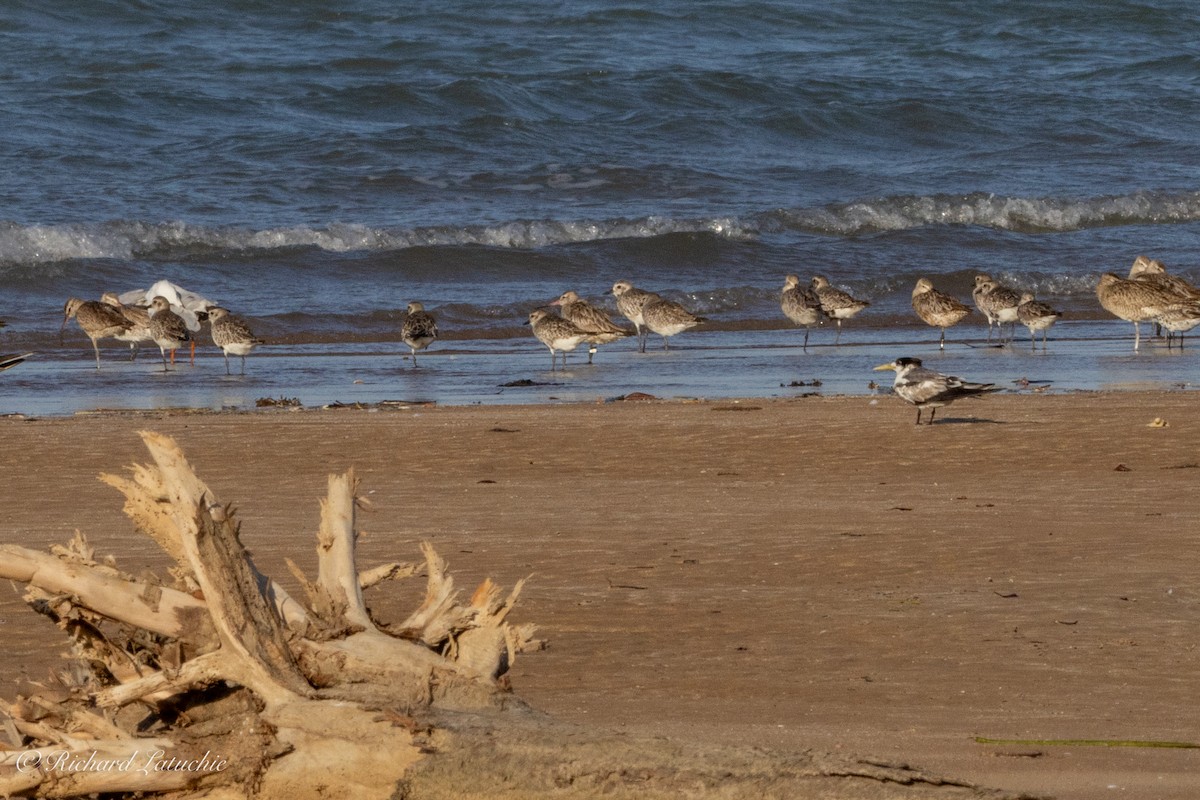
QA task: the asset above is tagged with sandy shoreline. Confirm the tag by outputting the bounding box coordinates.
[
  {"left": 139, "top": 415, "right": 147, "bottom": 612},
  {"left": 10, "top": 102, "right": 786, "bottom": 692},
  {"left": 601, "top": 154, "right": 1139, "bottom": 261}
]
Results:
[{"left": 2, "top": 392, "right": 1199, "bottom": 798}]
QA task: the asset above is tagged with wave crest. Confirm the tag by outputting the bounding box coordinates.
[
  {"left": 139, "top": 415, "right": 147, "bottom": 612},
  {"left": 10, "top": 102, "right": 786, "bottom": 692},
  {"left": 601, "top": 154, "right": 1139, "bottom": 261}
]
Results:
[
  {"left": 3, "top": 189, "right": 1200, "bottom": 266},
  {"left": 764, "top": 190, "right": 1200, "bottom": 235}
]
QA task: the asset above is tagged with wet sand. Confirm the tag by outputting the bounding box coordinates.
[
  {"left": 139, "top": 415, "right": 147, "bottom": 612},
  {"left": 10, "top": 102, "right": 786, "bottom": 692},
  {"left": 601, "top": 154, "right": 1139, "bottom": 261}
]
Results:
[{"left": 2, "top": 392, "right": 1198, "bottom": 798}]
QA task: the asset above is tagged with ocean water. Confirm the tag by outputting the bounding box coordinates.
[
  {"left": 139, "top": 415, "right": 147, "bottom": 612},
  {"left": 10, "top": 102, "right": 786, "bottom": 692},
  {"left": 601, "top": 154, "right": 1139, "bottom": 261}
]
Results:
[{"left": 3, "top": 0, "right": 1200, "bottom": 414}]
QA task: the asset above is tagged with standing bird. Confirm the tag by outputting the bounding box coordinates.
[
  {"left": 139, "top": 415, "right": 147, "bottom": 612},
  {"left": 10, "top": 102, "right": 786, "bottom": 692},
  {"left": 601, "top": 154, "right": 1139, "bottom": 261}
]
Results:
[
  {"left": 810, "top": 276, "right": 869, "bottom": 343},
  {"left": 119, "top": 280, "right": 215, "bottom": 365},
  {"left": 972, "top": 274, "right": 1022, "bottom": 344},
  {"left": 527, "top": 309, "right": 591, "bottom": 370},
  {"left": 873, "top": 357, "right": 1001, "bottom": 425},
  {"left": 1095, "top": 273, "right": 1180, "bottom": 350},
  {"left": 911, "top": 278, "right": 971, "bottom": 350},
  {"left": 100, "top": 292, "right": 154, "bottom": 361},
  {"left": 551, "top": 290, "right": 630, "bottom": 363},
  {"left": 1128, "top": 255, "right": 1200, "bottom": 298},
  {"left": 1016, "top": 292, "right": 1062, "bottom": 351},
  {"left": 608, "top": 281, "right": 662, "bottom": 353},
  {"left": 781, "top": 274, "right": 823, "bottom": 351},
  {"left": 207, "top": 307, "right": 263, "bottom": 374},
  {"left": 1129, "top": 256, "right": 1200, "bottom": 338},
  {"left": 1154, "top": 303, "right": 1200, "bottom": 350},
  {"left": 148, "top": 295, "right": 193, "bottom": 371},
  {"left": 61, "top": 298, "right": 133, "bottom": 369},
  {"left": 641, "top": 295, "right": 706, "bottom": 351},
  {"left": 400, "top": 301, "right": 439, "bottom": 366}
]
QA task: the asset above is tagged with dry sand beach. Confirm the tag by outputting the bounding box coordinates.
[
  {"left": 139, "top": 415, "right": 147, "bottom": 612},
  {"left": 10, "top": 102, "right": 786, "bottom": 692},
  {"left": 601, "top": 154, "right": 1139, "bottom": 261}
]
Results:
[{"left": 2, "top": 392, "right": 1199, "bottom": 798}]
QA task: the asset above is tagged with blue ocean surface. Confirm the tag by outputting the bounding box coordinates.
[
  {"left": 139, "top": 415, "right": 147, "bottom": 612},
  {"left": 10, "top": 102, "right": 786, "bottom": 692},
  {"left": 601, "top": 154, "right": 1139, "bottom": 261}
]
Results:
[{"left": 3, "top": 0, "right": 1200, "bottom": 413}]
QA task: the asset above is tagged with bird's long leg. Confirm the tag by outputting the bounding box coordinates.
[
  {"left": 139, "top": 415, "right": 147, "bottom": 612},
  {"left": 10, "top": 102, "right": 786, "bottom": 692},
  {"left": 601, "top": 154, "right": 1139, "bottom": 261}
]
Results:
[
  {"left": 223, "top": 351, "right": 231, "bottom": 375},
  {"left": 160, "top": 347, "right": 170, "bottom": 372},
  {"left": 663, "top": 335, "right": 669, "bottom": 351},
  {"left": 834, "top": 320, "right": 842, "bottom": 344},
  {"left": 129, "top": 342, "right": 138, "bottom": 362},
  {"left": 915, "top": 408, "right": 922, "bottom": 425},
  {"left": 1029, "top": 328, "right": 1036, "bottom": 352},
  {"left": 1042, "top": 329, "right": 1049, "bottom": 351},
  {"left": 241, "top": 354, "right": 247, "bottom": 374},
  {"left": 802, "top": 328, "right": 809, "bottom": 352},
  {"left": 91, "top": 338, "right": 101, "bottom": 369},
  {"left": 929, "top": 408, "right": 937, "bottom": 425},
  {"left": 939, "top": 328, "right": 946, "bottom": 350},
  {"left": 638, "top": 326, "right": 646, "bottom": 353},
  {"left": 189, "top": 340, "right": 196, "bottom": 366},
  {"left": 412, "top": 348, "right": 418, "bottom": 367},
  {"left": 1133, "top": 321, "right": 1140, "bottom": 351}
]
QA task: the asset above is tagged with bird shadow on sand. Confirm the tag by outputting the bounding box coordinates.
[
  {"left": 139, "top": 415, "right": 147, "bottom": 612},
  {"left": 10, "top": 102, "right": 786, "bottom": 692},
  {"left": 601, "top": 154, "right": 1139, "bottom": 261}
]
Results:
[{"left": 926, "top": 416, "right": 1006, "bottom": 425}]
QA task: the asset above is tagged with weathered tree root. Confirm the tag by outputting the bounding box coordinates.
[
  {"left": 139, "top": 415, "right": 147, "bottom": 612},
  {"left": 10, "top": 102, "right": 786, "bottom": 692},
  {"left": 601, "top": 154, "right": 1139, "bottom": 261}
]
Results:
[{"left": 0, "top": 431, "right": 539, "bottom": 799}]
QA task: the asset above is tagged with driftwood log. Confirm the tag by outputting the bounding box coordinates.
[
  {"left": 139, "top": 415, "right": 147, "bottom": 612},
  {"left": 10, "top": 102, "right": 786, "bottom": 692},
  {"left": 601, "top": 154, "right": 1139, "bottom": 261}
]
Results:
[
  {"left": 0, "top": 431, "right": 538, "bottom": 799},
  {"left": 0, "top": 431, "right": 1025, "bottom": 799}
]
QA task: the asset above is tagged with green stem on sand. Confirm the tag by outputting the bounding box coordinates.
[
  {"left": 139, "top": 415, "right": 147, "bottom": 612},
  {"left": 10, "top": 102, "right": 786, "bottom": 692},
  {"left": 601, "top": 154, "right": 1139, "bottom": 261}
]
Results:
[{"left": 975, "top": 737, "right": 1200, "bottom": 749}]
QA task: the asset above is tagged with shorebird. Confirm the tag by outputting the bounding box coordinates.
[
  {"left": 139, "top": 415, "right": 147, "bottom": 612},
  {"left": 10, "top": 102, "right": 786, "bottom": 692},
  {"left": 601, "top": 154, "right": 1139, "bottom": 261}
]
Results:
[
  {"left": 1128, "top": 255, "right": 1200, "bottom": 299},
  {"left": 781, "top": 274, "right": 822, "bottom": 350},
  {"left": 148, "top": 295, "right": 193, "bottom": 371},
  {"left": 1129, "top": 257, "right": 1200, "bottom": 338},
  {"left": 207, "top": 307, "right": 263, "bottom": 374},
  {"left": 873, "top": 357, "right": 1001, "bottom": 425},
  {"left": 641, "top": 295, "right": 706, "bottom": 350},
  {"left": 1095, "top": 273, "right": 1181, "bottom": 350},
  {"left": 527, "top": 309, "right": 592, "bottom": 370},
  {"left": 0, "top": 352, "right": 31, "bottom": 372},
  {"left": 100, "top": 292, "right": 154, "bottom": 361},
  {"left": 119, "top": 280, "right": 215, "bottom": 365},
  {"left": 400, "top": 301, "right": 438, "bottom": 365},
  {"left": 911, "top": 278, "right": 970, "bottom": 350},
  {"left": 608, "top": 281, "right": 661, "bottom": 353},
  {"left": 1154, "top": 303, "right": 1200, "bottom": 350},
  {"left": 61, "top": 298, "right": 134, "bottom": 369},
  {"left": 551, "top": 290, "right": 630, "bottom": 363},
  {"left": 972, "top": 274, "right": 1022, "bottom": 343},
  {"left": 1016, "top": 292, "right": 1062, "bottom": 351},
  {"left": 810, "top": 276, "right": 869, "bottom": 343}
]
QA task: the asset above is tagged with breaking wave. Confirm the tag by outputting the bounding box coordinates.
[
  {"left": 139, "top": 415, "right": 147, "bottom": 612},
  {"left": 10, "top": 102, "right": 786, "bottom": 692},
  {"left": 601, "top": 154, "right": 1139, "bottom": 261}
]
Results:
[{"left": 3, "top": 190, "right": 1200, "bottom": 266}]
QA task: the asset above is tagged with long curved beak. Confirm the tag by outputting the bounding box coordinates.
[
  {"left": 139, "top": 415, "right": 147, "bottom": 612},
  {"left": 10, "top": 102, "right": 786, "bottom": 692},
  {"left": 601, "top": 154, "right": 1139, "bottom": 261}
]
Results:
[{"left": 872, "top": 362, "right": 897, "bottom": 372}]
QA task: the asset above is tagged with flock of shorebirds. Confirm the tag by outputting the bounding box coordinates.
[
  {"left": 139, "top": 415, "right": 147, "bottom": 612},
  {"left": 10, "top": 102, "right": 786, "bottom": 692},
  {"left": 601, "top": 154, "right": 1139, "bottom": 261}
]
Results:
[{"left": 3, "top": 255, "right": 1197, "bottom": 424}]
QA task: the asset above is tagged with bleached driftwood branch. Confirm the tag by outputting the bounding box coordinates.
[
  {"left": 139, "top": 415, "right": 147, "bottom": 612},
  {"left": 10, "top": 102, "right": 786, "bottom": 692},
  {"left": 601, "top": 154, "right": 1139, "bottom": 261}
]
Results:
[{"left": 0, "top": 431, "right": 540, "bottom": 799}]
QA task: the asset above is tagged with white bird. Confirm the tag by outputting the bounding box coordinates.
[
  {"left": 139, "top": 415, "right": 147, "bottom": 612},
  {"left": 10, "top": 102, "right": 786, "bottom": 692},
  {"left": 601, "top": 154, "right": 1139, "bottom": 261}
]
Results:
[
  {"left": 873, "top": 357, "right": 1001, "bottom": 425},
  {"left": 119, "top": 280, "right": 216, "bottom": 365}
]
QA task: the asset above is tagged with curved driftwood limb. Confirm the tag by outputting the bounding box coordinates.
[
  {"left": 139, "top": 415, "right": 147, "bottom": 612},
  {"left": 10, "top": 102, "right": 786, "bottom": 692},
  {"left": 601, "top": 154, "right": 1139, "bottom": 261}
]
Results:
[{"left": 0, "top": 545, "right": 216, "bottom": 647}]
